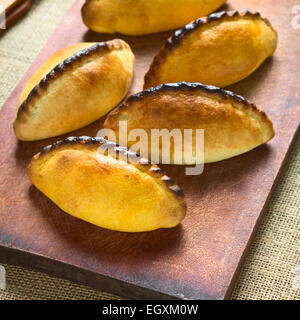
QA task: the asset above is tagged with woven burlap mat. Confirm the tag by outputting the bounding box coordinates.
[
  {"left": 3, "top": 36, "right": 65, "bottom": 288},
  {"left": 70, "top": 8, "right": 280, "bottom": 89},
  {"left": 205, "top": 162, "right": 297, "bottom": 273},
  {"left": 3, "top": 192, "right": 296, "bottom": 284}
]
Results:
[{"left": 0, "top": 0, "right": 299, "bottom": 300}]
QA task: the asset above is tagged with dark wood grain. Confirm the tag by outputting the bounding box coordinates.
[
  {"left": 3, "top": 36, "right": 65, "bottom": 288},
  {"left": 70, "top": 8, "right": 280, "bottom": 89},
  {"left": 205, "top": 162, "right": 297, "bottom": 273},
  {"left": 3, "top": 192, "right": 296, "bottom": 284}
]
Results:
[
  {"left": 0, "top": 0, "right": 299, "bottom": 300},
  {"left": 0, "top": 0, "right": 31, "bottom": 34}
]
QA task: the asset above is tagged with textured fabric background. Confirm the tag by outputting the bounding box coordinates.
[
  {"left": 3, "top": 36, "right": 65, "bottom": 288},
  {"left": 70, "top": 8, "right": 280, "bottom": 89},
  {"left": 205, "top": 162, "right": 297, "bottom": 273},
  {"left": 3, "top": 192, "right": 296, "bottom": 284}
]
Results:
[{"left": 0, "top": 0, "right": 299, "bottom": 300}]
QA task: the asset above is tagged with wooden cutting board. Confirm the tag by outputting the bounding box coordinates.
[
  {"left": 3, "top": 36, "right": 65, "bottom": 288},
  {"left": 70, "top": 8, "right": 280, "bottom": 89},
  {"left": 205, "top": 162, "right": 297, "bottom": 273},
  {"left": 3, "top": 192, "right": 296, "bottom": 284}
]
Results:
[
  {"left": 0, "top": 0, "right": 24, "bottom": 12},
  {"left": 0, "top": 0, "right": 299, "bottom": 300},
  {"left": 0, "top": 0, "right": 31, "bottom": 33}
]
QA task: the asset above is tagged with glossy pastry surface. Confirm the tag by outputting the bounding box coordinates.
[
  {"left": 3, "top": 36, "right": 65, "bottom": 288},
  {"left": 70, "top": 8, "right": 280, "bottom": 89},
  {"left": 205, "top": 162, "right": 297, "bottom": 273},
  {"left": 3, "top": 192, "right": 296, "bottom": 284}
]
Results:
[
  {"left": 14, "top": 40, "right": 134, "bottom": 141},
  {"left": 144, "top": 11, "right": 277, "bottom": 88}
]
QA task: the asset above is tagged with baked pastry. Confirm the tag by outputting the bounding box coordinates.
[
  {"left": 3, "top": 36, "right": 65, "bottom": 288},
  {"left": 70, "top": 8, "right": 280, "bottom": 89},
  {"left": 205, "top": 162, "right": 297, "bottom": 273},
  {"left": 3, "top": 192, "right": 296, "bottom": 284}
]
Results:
[
  {"left": 104, "top": 82, "right": 275, "bottom": 164},
  {"left": 81, "top": 0, "right": 227, "bottom": 35},
  {"left": 28, "top": 136, "right": 186, "bottom": 232},
  {"left": 14, "top": 40, "right": 134, "bottom": 141},
  {"left": 144, "top": 10, "right": 277, "bottom": 88}
]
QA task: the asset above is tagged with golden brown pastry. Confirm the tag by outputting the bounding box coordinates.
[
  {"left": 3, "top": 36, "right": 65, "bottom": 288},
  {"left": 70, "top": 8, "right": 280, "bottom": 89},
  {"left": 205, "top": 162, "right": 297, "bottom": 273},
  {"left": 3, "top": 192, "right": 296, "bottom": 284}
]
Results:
[
  {"left": 14, "top": 40, "right": 134, "bottom": 141},
  {"left": 144, "top": 10, "right": 278, "bottom": 88},
  {"left": 81, "top": 0, "right": 227, "bottom": 35},
  {"left": 28, "top": 136, "right": 186, "bottom": 232},
  {"left": 104, "top": 82, "right": 275, "bottom": 164}
]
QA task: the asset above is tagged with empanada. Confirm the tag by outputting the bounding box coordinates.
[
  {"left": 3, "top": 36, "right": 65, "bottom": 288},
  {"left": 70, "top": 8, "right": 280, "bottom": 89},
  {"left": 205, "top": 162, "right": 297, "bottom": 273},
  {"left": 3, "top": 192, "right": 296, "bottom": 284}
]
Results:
[
  {"left": 81, "top": 0, "right": 227, "bottom": 35},
  {"left": 14, "top": 40, "right": 134, "bottom": 141},
  {"left": 28, "top": 136, "right": 186, "bottom": 232},
  {"left": 144, "top": 11, "right": 277, "bottom": 88},
  {"left": 104, "top": 82, "right": 275, "bottom": 164}
]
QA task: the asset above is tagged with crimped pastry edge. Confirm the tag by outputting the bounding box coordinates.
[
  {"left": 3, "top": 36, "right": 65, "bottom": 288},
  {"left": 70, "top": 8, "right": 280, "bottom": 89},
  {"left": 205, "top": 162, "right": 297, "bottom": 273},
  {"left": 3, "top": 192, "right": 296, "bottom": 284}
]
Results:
[
  {"left": 107, "top": 82, "right": 275, "bottom": 141},
  {"left": 32, "top": 136, "right": 186, "bottom": 207},
  {"left": 16, "top": 39, "right": 130, "bottom": 121},
  {"left": 144, "top": 10, "right": 277, "bottom": 88}
]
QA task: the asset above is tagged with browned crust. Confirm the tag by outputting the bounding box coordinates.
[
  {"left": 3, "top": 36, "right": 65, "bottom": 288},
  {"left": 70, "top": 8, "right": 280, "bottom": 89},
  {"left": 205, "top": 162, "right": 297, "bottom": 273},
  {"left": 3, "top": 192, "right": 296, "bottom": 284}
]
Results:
[
  {"left": 144, "top": 10, "right": 277, "bottom": 88},
  {"left": 16, "top": 39, "right": 129, "bottom": 121},
  {"left": 34, "top": 136, "right": 186, "bottom": 208},
  {"left": 115, "top": 82, "right": 272, "bottom": 125},
  {"left": 81, "top": 0, "right": 93, "bottom": 16}
]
